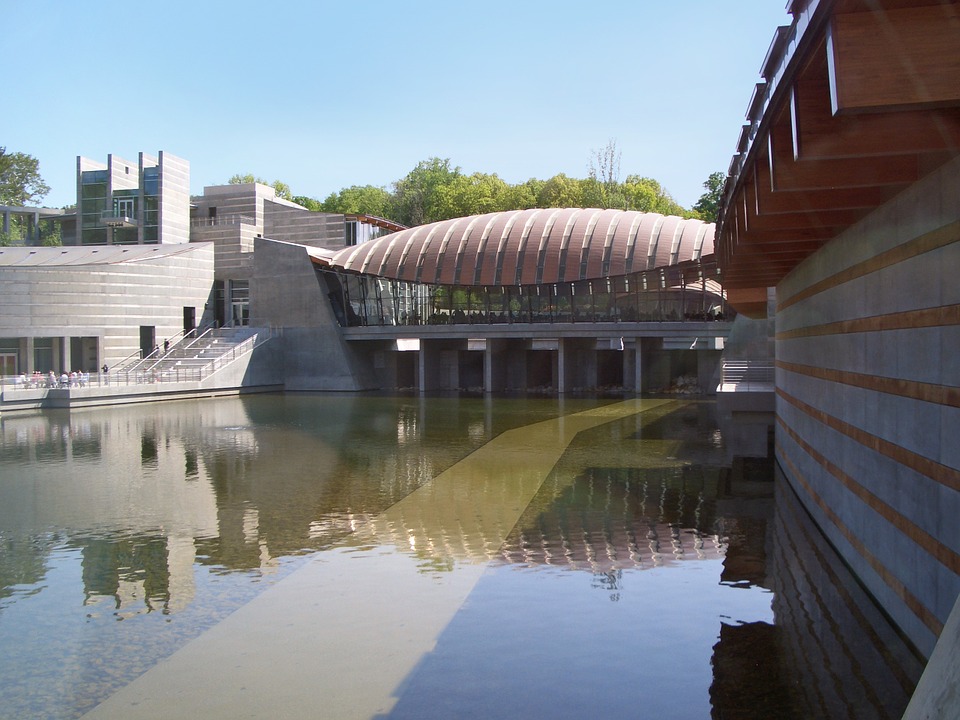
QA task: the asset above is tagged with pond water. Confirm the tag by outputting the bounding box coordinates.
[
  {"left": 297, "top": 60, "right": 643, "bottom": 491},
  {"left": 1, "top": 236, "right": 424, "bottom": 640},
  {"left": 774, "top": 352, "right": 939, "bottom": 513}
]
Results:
[{"left": 0, "top": 394, "right": 922, "bottom": 719}]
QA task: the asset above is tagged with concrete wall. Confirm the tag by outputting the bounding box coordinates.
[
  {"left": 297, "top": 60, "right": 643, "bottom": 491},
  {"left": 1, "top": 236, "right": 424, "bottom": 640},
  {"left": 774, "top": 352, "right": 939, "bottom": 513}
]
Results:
[
  {"left": 191, "top": 185, "right": 347, "bottom": 281},
  {"left": 263, "top": 202, "right": 346, "bottom": 248},
  {"left": 250, "top": 237, "right": 377, "bottom": 391},
  {"left": 775, "top": 155, "right": 960, "bottom": 658},
  {"left": 0, "top": 244, "right": 215, "bottom": 372},
  {"left": 190, "top": 224, "right": 256, "bottom": 280},
  {"left": 158, "top": 152, "right": 191, "bottom": 245}
]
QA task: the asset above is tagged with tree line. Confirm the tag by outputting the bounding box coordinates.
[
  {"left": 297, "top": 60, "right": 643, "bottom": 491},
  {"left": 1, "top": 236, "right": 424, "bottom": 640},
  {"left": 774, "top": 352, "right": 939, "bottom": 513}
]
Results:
[
  {"left": 233, "top": 143, "right": 725, "bottom": 227},
  {"left": 0, "top": 143, "right": 725, "bottom": 248}
]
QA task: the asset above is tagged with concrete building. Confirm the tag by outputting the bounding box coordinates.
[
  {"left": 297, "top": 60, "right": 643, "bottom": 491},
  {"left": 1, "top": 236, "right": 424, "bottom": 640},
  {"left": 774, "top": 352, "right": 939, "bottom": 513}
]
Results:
[
  {"left": 189, "top": 182, "right": 362, "bottom": 328},
  {"left": 250, "top": 208, "right": 732, "bottom": 394},
  {"left": 0, "top": 154, "right": 398, "bottom": 378},
  {"left": 0, "top": 243, "right": 215, "bottom": 376},
  {"left": 2, "top": 154, "right": 733, "bottom": 399},
  {"left": 716, "top": 0, "right": 960, "bottom": 665},
  {"left": 77, "top": 151, "right": 190, "bottom": 246}
]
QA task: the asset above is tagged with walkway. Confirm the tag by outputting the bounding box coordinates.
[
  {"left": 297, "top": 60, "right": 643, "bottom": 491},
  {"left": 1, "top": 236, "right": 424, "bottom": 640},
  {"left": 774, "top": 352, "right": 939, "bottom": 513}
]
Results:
[{"left": 80, "top": 398, "right": 676, "bottom": 720}]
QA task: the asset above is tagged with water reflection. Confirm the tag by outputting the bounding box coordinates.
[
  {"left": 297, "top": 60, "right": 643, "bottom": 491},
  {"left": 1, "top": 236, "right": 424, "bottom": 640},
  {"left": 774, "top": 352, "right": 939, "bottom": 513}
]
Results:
[{"left": 0, "top": 395, "right": 921, "bottom": 720}]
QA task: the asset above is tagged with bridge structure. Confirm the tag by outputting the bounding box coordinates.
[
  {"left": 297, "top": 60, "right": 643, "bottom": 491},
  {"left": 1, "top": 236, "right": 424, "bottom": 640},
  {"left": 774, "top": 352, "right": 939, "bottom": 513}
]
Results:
[
  {"left": 296, "top": 208, "right": 734, "bottom": 395},
  {"left": 713, "top": 0, "right": 960, "bottom": 703}
]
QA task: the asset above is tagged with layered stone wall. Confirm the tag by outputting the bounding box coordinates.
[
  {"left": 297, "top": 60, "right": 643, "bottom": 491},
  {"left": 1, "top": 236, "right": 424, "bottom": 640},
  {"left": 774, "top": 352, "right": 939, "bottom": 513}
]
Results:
[
  {"left": 774, "top": 156, "right": 960, "bottom": 657},
  {"left": 0, "top": 244, "right": 215, "bottom": 371}
]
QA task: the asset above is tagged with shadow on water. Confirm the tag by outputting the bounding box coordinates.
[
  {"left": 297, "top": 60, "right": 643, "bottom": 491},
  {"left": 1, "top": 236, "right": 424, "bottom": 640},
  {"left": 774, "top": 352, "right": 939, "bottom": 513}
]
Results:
[
  {"left": 377, "top": 401, "right": 922, "bottom": 720},
  {"left": 0, "top": 395, "right": 923, "bottom": 719}
]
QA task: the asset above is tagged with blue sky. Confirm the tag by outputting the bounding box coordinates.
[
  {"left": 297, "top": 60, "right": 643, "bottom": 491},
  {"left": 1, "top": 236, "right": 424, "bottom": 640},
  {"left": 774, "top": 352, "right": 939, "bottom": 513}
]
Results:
[{"left": 4, "top": 1, "right": 790, "bottom": 210}]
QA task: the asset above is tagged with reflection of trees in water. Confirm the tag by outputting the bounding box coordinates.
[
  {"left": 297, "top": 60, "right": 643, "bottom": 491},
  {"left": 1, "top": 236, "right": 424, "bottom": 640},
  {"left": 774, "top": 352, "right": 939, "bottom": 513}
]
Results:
[
  {"left": 0, "top": 533, "right": 61, "bottom": 608},
  {"left": 0, "top": 396, "right": 614, "bottom": 614},
  {"left": 499, "top": 403, "right": 731, "bottom": 574},
  {"left": 501, "top": 465, "right": 726, "bottom": 572},
  {"left": 77, "top": 535, "right": 170, "bottom": 614}
]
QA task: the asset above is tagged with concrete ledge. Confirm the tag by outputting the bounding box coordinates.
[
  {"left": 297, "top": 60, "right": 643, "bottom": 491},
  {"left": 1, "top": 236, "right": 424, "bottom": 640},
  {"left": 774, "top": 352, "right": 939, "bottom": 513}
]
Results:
[
  {"left": 902, "top": 591, "right": 960, "bottom": 719},
  {"left": 0, "top": 383, "right": 282, "bottom": 412}
]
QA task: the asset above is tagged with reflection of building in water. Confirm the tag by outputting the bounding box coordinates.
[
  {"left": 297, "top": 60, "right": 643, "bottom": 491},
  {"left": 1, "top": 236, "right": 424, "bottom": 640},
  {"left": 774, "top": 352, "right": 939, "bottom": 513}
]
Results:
[
  {"left": 1, "top": 394, "right": 470, "bottom": 614},
  {"left": 767, "top": 471, "right": 923, "bottom": 719},
  {"left": 708, "top": 470, "right": 924, "bottom": 720},
  {"left": 359, "top": 463, "right": 729, "bottom": 571},
  {"left": 0, "top": 403, "right": 228, "bottom": 614}
]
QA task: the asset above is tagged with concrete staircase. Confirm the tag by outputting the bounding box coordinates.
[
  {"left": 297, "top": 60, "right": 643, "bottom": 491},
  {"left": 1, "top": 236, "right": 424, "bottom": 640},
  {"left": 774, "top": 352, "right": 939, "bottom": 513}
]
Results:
[{"left": 121, "top": 326, "right": 267, "bottom": 383}]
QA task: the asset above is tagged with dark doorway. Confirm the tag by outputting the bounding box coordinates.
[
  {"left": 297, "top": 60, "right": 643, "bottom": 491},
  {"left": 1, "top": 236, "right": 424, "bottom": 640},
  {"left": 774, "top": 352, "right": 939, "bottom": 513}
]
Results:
[
  {"left": 139, "top": 326, "right": 155, "bottom": 359},
  {"left": 183, "top": 306, "right": 196, "bottom": 334}
]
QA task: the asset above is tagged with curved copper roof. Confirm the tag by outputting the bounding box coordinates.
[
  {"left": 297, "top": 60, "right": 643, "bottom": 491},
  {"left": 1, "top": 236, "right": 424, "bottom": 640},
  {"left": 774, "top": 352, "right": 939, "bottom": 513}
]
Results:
[{"left": 327, "top": 209, "right": 714, "bottom": 286}]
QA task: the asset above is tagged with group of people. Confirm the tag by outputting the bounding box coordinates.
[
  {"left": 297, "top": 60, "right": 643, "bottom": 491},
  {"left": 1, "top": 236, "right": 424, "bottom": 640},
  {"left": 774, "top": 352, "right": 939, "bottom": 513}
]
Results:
[{"left": 18, "top": 370, "right": 90, "bottom": 389}]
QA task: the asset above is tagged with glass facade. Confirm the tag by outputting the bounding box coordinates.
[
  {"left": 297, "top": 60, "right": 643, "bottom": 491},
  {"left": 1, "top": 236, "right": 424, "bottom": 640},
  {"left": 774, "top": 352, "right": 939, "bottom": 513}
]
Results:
[
  {"left": 142, "top": 167, "right": 159, "bottom": 244},
  {"left": 79, "top": 164, "right": 163, "bottom": 245},
  {"left": 80, "top": 170, "right": 108, "bottom": 245},
  {"left": 319, "top": 260, "right": 730, "bottom": 328}
]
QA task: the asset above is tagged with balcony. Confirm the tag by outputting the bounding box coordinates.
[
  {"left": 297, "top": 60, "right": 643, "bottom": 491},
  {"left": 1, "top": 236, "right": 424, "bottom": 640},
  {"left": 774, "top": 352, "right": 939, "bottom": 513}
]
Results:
[{"left": 100, "top": 210, "right": 137, "bottom": 228}]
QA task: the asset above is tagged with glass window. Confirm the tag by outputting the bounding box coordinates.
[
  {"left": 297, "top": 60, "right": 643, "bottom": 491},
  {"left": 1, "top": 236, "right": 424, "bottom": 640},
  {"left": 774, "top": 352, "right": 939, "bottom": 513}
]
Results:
[
  {"left": 81, "top": 170, "right": 107, "bottom": 184},
  {"left": 33, "top": 337, "right": 54, "bottom": 372},
  {"left": 143, "top": 168, "right": 159, "bottom": 196}
]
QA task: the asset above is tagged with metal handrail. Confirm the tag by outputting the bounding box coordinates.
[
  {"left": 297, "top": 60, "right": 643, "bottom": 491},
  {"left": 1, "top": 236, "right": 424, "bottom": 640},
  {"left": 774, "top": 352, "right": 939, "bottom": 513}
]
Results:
[
  {"left": 720, "top": 360, "right": 775, "bottom": 389},
  {"left": 190, "top": 214, "right": 255, "bottom": 228},
  {"left": 0, "top": 326, "right": 276, "bottom": 394}
]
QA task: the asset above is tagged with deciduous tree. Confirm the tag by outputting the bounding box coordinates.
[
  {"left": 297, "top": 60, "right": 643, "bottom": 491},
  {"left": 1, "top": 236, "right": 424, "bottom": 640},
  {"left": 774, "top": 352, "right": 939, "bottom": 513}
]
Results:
[
  {"left": 0, "top": 147, "right": 50, "bottom": 206},
  {"left": 390, "top": 158, "right": 461, "bottom": 226},
  {"left": 692, "top": 171, "right": 726, "bottom": 222}
]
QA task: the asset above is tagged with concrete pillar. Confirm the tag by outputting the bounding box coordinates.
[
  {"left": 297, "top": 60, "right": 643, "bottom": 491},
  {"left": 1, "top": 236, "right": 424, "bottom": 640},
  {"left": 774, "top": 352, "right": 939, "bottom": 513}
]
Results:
[
  {"left": 484, "top": 344, "right": 493, "bottom": 394},
  {"left": 25, "top": 337, "right": 34, "bottom": 373},
  {"left": 634, "top": 341, "right": 643, "bottom": 393},
  {"left": 440, "top": 349, "right": 459, "bottom": 390},
  {"left": 584, "top": 344, "right": 597, "bottom": 391},
  {"left": 557, "top": 339, "right": 567, "bottom": 394},
  {"left": 2, "top": 209, "right": 10, "bottom": 235},
  {"left": 417, "top": 348, "right": 426, "bottom": 395}
]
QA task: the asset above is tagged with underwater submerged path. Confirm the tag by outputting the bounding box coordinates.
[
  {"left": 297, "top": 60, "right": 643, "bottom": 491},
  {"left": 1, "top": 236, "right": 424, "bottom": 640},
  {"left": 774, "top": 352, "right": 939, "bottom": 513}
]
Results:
[{"left": 80, "top": 398, "right": 677, "bottom": 720}]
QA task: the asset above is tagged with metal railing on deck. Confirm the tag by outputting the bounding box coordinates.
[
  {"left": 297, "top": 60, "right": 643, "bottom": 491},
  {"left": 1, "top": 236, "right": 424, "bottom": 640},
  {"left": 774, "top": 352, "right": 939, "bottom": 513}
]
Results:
[
  {"left": 719, "top": 360, "right": 775, "bottom": 391},
  {"left": 0, "top": 327, "right": 276, "bottom": 394}
]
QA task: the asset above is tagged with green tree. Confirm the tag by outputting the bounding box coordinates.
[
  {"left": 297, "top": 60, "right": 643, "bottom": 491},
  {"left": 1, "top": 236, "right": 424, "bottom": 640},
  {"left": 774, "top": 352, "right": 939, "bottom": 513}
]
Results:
[
  {"left": 536, "top": 173, "right": 584, "bottom": 208},
  {"left": 390, "top": 158, "right": 461, "bottom": 226},
  {"left": 320, "top": 185, "right": 392, "bottom": 217},
  {"left": 692, "top": 171, "right": 726, "bottom": 222},
  {"left": 504, "top": 178, "right": 543, "bottom": 210},
  {"left": 435, "top": 172, "right": 510, "bottom": 218},
  {"left": 622, "top": 176, "right": 688, "bottom": 216},
  {"left": 0, "top": 147, "right": 50, "bottom": 206},
  {"left": 40, "top": 220, "right": 62, "bottom": 246},
  {"left": 292, "top": 195, "right": 324, "bottom": 211},
  {"left": 228, "top": 173, "right": 293, "bottom": 201}
]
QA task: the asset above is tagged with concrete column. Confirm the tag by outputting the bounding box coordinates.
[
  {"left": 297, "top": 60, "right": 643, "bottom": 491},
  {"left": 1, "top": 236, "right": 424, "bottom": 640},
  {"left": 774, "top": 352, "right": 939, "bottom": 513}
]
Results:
[
  {"left": 484, "top": 344, "right": 493, "bottom": 394},
  {"left": 25, "top": 337, "right": 34, "bottom": 374},
  {"left": 634, "top": 341, "right": 643, "bottom": 393},
  {"left": 623, "top": 346, "right": 634, "bottom": 392},
  {"left": 557, "top": 339, "right": 567, "bottom": 394},
  {"left": 584, "top": 345, "right": 597, "bottom": 391},
  {"left": 417, "top": 349, "right": 426, "bottom": 395},
  {"left": 61, "top": 336, "right": 70, "bottom": 372}
]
